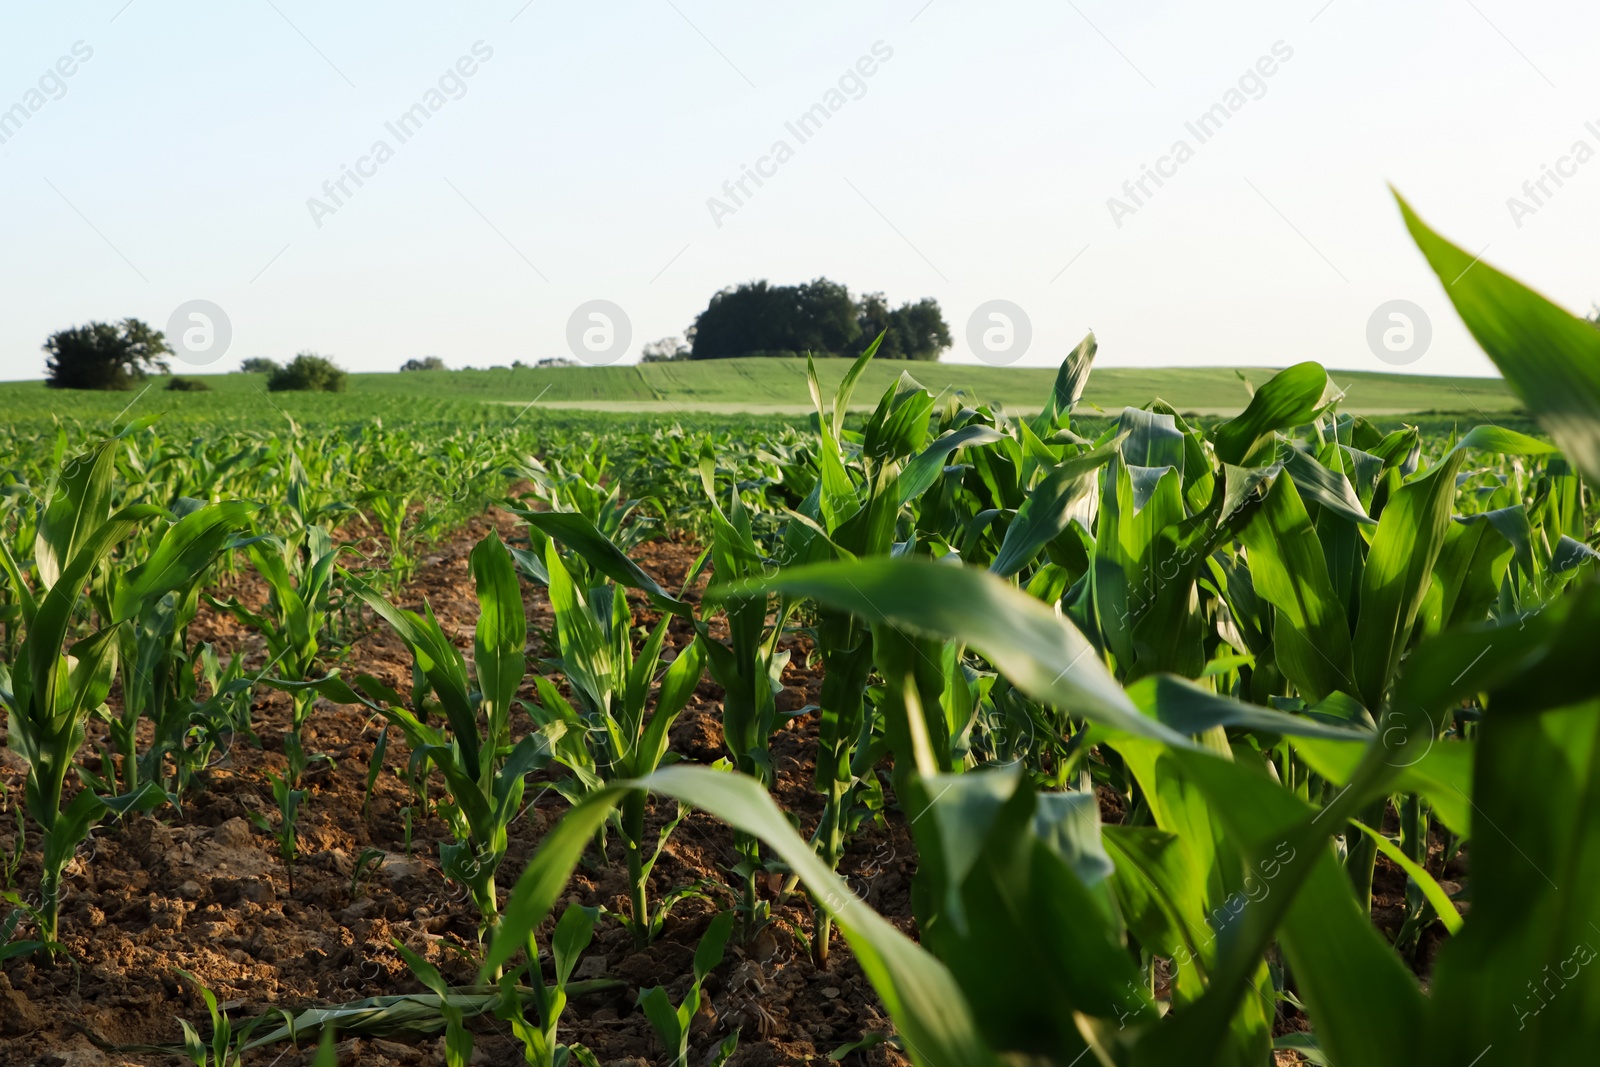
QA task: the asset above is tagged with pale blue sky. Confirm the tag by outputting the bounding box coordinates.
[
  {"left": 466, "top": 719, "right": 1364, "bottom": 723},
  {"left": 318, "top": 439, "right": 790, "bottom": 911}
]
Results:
[{"left": 2, "top": 0, "right": 1597, "bottom": 379}]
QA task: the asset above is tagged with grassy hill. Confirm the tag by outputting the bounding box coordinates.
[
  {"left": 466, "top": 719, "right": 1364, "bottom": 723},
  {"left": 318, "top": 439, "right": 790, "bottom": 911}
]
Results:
[
  {"left": 0, "top": 359, "right": 1520, "bottom": 428},
  {"left": 357, "top": 359, "right": 1518, "bottom": 416}
]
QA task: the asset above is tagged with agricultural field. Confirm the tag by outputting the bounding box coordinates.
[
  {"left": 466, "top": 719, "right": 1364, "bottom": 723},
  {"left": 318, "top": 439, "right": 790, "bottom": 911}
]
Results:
[
  {"left": 0, "top": 359, "right": 1520, "bottom": 421},
  {"left": 0, "top": 205, "right": 1598, "bottom": 1067}
]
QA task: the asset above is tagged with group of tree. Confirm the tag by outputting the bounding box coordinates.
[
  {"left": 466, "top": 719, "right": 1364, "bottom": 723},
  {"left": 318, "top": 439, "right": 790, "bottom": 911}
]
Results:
[
  {"left": 43, "top": 319, "right": 344, "bottom": 393},
  {"left": 400, "top": 355, "right": 446, "bottom": 371},
  {"left": 683, "top": 277, "right": 950, "bottom": 361}
]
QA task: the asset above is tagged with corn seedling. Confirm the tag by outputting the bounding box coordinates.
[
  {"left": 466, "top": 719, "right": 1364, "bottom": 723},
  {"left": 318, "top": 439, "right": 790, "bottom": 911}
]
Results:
[
  {"left": 292, "top": 531, "right": 556, "bottom": 937},
  {"left": 247, "top": 769, "right": 306, "bottom": 892},
  {"left": 494, "top": 902, "right": 601, "bottom": 1067},
  {"left": 514, "top": 531, "right": 708, "bottom": 946},
  {"left": 635, "top": 909, "right": 736, "bottom": 1067},
  {"left": 176, "top": 968, "right": 273, "bottom": 1067},
  {"left": 210, "top": 526, "right": 340, "bottom": 788}
]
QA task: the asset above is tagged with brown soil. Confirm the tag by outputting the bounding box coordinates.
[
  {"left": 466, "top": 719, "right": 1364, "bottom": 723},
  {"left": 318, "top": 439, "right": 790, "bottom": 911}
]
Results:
[{"left": 0, "top": 510, "right": 915, "bottom": 1067}]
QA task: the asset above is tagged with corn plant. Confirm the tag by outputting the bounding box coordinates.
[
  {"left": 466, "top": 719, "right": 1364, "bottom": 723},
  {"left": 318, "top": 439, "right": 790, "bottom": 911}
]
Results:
[
  {"left": 101, "top": 503, "right": 256, "bottom": 796},
  {"left": 176, "top": 968, "right": 275, "bottom": 1067},
  {"left": 247, "top": 769, "right": 306, "bottom": 892},
  {"left": 512, "top": 531, "right": 707, "bottom": 946},
  {"left": 395, "top": 942, "right": 475, "bottom": 1067},
  {"left": 360, "top": 489, "right": 420, "bottom": 585},
  {"left": 291, "top": 531, "right": 555, "bottom": 936},
  {"left": 521, "top": 474, "right": 793, "bottom": 940},
  {"left": 0, "top": 429, "right": 246, "bottom": 944},
  {"left": 181, "top": 645, "right": 260, "bottom": 787},
  {"left": 210, "top": 526, "right": 340, "bottom": 786},
  {"left": 494, "top": 902, "right": 602, "bottom": 1067},
  {"left": 636, "top": 910, "right": 736, "bottom": 1067}
]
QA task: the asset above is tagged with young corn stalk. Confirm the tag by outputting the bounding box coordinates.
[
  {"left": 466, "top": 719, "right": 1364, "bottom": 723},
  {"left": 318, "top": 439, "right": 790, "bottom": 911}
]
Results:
[
  {"left": 518, "top": 534, "right": 707, "bottom": 947},
  {"left": 520, "top": 458, "right": 793, "bottom": 943},
  {"left": 0, "top": 430, "right": 246, "bottom": 945},
  {"left": 494, "top": 902, "right": 602, "bottom": 1067},
  {"left": 293, "top": 532, "right": 554, "bottom": 939},
  {"left": 637, "top": 910, "right": 737, "bottom": 1067},
  {"left": 779, "top": 340, "right": 968, "bottom": 967},
  {"left": 361, "top": 490, "right": 419, "bottom": 585},
  {"left": 692, "top": 447, "right": 797, "bottom": 939},
  {"left": 210, "top": 527, "right": 340, "bottom": 787},
  {"left": 101, "top": 503, "right": 257, "bottom": 796}
]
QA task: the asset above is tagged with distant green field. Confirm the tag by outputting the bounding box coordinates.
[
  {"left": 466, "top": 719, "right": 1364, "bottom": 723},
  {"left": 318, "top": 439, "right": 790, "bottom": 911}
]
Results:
[
  {"left": 348, "top": 360, "right": 1522, "bottom": 416},
  {"left": 0, "top": 359, "right": 1520, "bottom": 428}
]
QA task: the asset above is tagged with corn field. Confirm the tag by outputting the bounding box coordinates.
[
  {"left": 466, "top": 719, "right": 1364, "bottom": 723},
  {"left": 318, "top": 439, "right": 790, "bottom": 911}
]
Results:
[{"left": 2, "top": 202, "right": 1599, "bottom": 1066}]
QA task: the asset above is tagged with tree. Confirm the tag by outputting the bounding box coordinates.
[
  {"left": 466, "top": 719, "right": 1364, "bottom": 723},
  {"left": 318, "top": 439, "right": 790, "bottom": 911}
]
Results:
[
  {"left": 793, "top": 278, "right": 862, "bottom": 355},
  {"left": 888, "top": 296, "right": 952, "bottom": 361},
  {"left": 43, "top": 318, "right": 170, "bottom": 390},
  {"left": 240, "top": 357, "right": 279, "bottom": 374},
  {"left": 855, "top": 292, "right": 905, "bottom": 359},
  {"left": 640, "top": 337, "right": 691, "bottom": 363},
  {"left": 267, "top": 352, "right": 346, "bottom": 392},
  {"left": 689, "top": 280, "right": 802, "bottom": 359},
  {"left": 166, "top": 376, "right": 210, "bottom": 391},
  {"left": 401, "top": 355, "right": 446, "bottom": 371},
  {"left": 686, "top": 278, "right": 946, "bottom": 361}
]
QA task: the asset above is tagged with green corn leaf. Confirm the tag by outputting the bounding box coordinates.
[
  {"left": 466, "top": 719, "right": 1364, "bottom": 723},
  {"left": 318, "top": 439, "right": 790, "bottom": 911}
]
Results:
[
  {"left": 726, "top": 558, "right": 1192, "bottom": 749},
  {"left": 470, "top": 531, "right": 527, "bottom": 743},
  {"left": 1350, "top": 451, "right": 1468, "bottom": 710},
  {"left": 1279, "top": 445, "right": 1375, "bottom": 526},
  {"left": 34, "top": 434, "right": 128, "bottom": 590},
  {"left": 1138, "top": 749, "right": 1424, "bottom": 1067},
  {"left": 833, "top": 331, "right": 884, "bottom": 437},
  {"left": 1039, "top": 331, "right": 1097, "bottom": 427},
  {"left": 110, "top": 501, "right": 252, "bottom": 620},
  {"left": 481, "top": 789, "right": 624, "bottom": 979},
  {"left": 552, "top": 903, "right": 599, "bottom": 989},
  {"left": 1348, "top": 820, "right": 1463, "bottom": 934},
  {"left": 27, "top": 505, "right": 163, "bottom": 732},
  {"left": 1448, "top": 424, "right": 1560, "bottom": 459},
  {"left": 1292, "top": 734, "right": 1474, "bottom": 837},
  {"left": 633, "top": 637, "right": 706, "bottom": 778},
  {"left": 347, "top": 577, "right": 481, "bottom": 781},
  {"left": 990, "top": 444, "right": 1117, "bottom": 579},
  {"left": 1211, "top": 363, "right": 1333, "bottom": 467},
  {"left": 62, "top": 624, "right": 122, "bottom": 725},
  {"left": 518, "top": 510, "right": 690, "bottom": 617},
  {"left": 692, "top": 910, "right": 735, "bottom": 984},
  {"left": 640, "top": 767, "right": 998, "bottom": 1067},
  {"left": 899, "top": 425, "right": 1007, "bottom": 506},
  {"left": 1235, "top": 472, "right": 1357, "bottom": 703},
  {"left": 485, "top": 769, "right": 996, "bottom": 1067},
  {"left": 1123, "top": 675, "right": 1372, "bottom": 743},
  {"left": 1397, "top": 192, "right": 1600, "bottom": 484},
  {"left": 635, "top": 985, "right": 687, "bottom": 1061}
]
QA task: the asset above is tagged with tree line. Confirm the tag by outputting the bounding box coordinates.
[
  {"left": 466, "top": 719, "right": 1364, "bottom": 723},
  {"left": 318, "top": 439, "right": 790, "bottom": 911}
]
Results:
[{"left": 38, "top": 276, "right": 950, "bottom": 390}]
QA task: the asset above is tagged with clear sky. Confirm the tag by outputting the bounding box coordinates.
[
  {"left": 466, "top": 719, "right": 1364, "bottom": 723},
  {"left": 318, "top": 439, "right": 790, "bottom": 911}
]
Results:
[{"left": 2, "top": 0, "right": 1596, "bottom": 379}]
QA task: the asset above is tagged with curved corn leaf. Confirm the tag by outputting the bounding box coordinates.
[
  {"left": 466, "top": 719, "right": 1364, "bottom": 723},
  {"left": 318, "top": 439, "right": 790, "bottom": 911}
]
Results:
[
  {"left": 484, "top": 769, "right": 997, "bottom": 1067},
  {"left": 1398, "top": 192, "right": 1600, "bottom": 484},
  {"left": 1212, "top": 363, "right": 1333, "bottom": 467},
  {"left": 725, "top": 558, "right": 1193, "bottom": 748}
]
